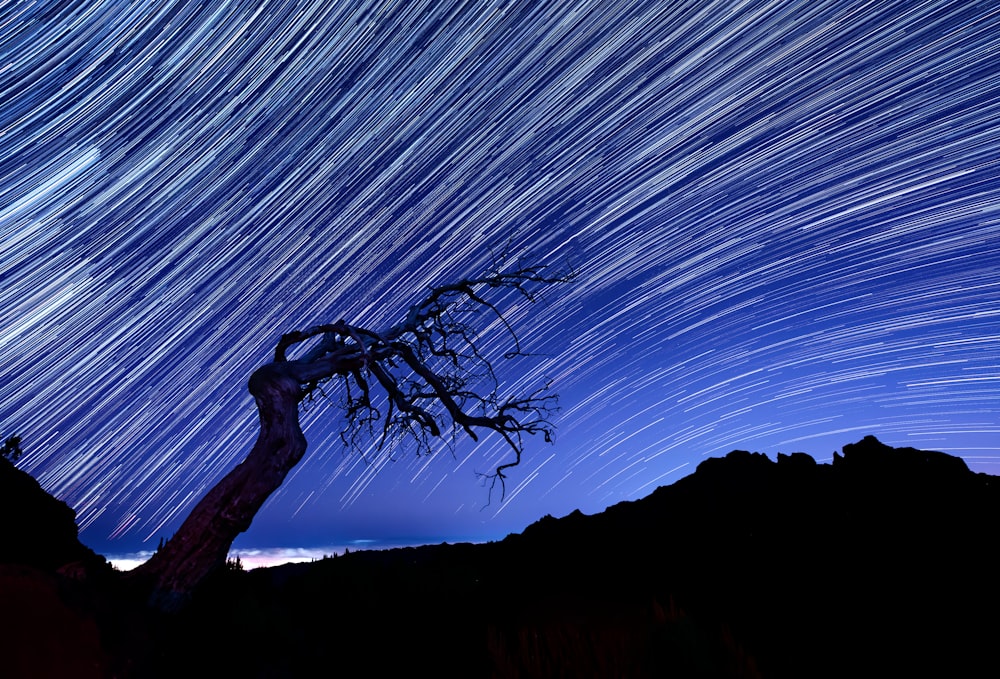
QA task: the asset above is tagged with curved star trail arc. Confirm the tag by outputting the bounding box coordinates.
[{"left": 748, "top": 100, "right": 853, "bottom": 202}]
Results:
[{"left": 1, "top": 0, "right": 998, "bottom": 557}]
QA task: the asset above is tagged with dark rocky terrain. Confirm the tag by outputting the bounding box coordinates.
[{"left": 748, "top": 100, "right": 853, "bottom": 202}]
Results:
[{"left": 2, "top": 435, "right": 998, "bottom": 677}]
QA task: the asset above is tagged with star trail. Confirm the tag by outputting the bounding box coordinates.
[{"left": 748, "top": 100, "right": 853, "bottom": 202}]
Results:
[{"left": 2, "top": 0, "right": 998, "bottom": 561}]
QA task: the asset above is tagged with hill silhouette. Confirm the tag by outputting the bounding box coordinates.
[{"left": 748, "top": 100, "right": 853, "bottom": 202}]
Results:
[
  {"left": 0, "top": 455, "right": 127, "bottom": 677},
  {"left": 2, "top": 435, "right": 997, "bottom": 677}
]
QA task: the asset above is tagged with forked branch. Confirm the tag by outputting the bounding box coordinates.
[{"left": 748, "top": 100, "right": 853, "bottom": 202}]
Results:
[
  {"left": 291, "top": 263, "right": 573, "bottom": 491},
  {"left": 130, "top": 260, "right": 572, "bottom": 609}
]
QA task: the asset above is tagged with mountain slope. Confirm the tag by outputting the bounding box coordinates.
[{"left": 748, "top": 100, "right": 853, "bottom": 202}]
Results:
[
  {"left": 154, "top": 435, "right": 999, "bottom": 678},
  {"left": 2, "top": 437, "right": 995, "bottom": 677}
]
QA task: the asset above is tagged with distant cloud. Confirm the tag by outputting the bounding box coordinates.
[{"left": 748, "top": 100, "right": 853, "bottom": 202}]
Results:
[
  {"left": 107, "top": 539, "right": 449, "bottom": 571},
  {"left": 106, "top": 551, "right": 155, "bottom": 572}
]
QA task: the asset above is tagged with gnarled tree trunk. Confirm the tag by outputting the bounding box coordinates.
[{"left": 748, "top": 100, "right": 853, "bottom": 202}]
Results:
[
  {"left": 131, "top": 362, "right": 307, "bottom": 609},
  {"left": 126, "top": 266, "right": 568, "bottom": 610}
]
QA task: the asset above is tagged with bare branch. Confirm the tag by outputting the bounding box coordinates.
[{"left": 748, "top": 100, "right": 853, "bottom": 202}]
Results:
[
  {"left": 132, "top": 259, "right": 573, "bottom": 607},
  {"left": 323, "top": 262, "right": 573, "bottom": 492}
]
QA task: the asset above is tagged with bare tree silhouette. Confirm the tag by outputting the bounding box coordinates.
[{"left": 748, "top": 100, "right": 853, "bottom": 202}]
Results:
[{"left": 131, "top": 260, "right": 572, "bottom": 609}]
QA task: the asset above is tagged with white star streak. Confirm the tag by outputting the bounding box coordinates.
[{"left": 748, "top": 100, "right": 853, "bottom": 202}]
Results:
[{"left": 0, "top": 0, "right": 997, "bottom": 557}]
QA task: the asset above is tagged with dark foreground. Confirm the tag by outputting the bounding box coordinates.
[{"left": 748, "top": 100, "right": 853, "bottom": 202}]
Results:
[{"left": 2, "top": 435, "right": 998, "bottom": 678}]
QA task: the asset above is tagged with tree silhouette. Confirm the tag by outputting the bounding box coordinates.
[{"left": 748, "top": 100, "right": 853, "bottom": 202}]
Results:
[
  {"left": 1, "top": 434, "right": 22, "bottom": 461},
  {"left": 131, "top": 261, "right": 572, "bottom": 609}
]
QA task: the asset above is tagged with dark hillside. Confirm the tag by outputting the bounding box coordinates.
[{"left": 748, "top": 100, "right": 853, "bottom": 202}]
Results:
[
  {"left": 0, "top": 454, "right": 104, "bottom": 571},
  {"left": 0, "top": 456, "right": 130, "bottom": 677},
  {"left": 494, "top": 436, "right": 999, "bottom": 677},
  {"left": 2, "top": 436, "right": 997, "bottom": 678},
  {"left": 148, "top": 436, "right": 1000, "bottom": 678}
]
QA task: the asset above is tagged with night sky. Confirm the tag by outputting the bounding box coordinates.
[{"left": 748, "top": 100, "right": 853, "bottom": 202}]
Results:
[{"left": 2, "top": 0, "right": 998, "bottom": 567}]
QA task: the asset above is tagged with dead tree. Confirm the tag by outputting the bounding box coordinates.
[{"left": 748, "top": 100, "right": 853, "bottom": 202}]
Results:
[{"left": 130, "top": 263, "right": 570, "bottom": 609}]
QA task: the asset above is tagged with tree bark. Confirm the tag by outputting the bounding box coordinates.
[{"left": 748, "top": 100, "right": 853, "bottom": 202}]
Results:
[{"left": 131, "top": 362, "right": 307, "bottom": 609}]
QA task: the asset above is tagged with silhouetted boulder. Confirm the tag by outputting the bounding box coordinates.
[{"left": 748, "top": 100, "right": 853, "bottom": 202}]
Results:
[
  {"left": 776, "top": 450, "right": 816, "bottom": 469},
  {"left": 837, "top": 433, "right": 971, "bottom": 475}
]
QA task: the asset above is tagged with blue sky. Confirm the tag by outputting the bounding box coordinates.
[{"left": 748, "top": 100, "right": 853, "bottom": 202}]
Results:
[{"left": 2, "top": 0, "right": 998, "bottom": 564}]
